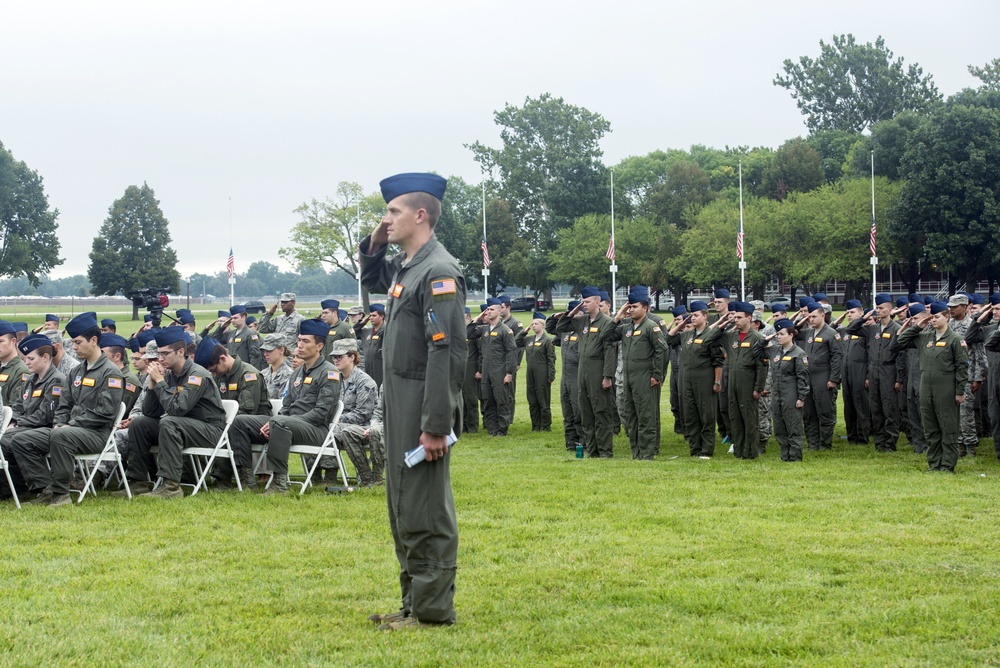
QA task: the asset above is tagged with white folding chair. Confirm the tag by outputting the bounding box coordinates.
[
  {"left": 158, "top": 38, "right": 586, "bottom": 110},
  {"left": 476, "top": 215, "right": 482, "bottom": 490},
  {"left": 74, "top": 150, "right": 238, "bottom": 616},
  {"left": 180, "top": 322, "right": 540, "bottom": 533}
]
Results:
[
  {"left": 251, "top": 399, "right": 284, "bottom": 479},
  {"left": 0, "top": 406, "right": 21, "bottom": 509},
  {"left": 287, "top": 400, "right": 345, "bottom": 495},
  {"left": 73, "top": 403, "right": 128, "bottom": 503},
  {"left": 180, "top": 399, "right": 241, "bottom": 496}
]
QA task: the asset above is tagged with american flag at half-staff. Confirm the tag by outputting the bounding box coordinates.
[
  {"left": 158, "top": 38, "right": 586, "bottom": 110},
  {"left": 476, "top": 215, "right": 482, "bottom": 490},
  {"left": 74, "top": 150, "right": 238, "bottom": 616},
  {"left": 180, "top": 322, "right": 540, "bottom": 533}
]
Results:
[
  {"left": 869, "top": 215, "right": 876, "bottom": 256},
  {"left": 481, "top": 236, "right": 491, "bottom": 268},
  {"left": 606, "top": 235, "right": 615, "bottom": 262},
  {"left": 227, "top": 247, "right": 235, "bottom": 278}
]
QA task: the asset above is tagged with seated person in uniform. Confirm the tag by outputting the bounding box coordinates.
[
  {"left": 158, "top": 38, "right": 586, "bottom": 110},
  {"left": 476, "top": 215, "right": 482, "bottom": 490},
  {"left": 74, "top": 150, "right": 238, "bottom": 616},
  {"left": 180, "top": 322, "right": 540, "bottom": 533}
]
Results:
[
  {"left": 323, "top": 339, "right": 378, "bottom": 486},
  {"left": 260, "top": 333, "right": 293, "bottom": 400}
]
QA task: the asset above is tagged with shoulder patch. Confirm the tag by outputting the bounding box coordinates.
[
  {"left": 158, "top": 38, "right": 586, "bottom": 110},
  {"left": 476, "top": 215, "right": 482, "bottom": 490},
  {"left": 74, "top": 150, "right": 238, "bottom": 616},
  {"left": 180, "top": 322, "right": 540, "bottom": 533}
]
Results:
[
  {"left": 652, "top": 326, "right": 661, "bottom": 332},
  {"left": 960, "top": 340, "right": 968, "bottom": 347},
  {"left": 108, "top": 377, "right": 123, "bottom": 389},
  {"left": 244, "top": 372, "right": 258, "bottom": 382},
  {"left": 327, "top": 370, "right": 340, "bottom": 381},
  {"left": 21, "top": 373, "right": 28, "bottom": 382},
  {"left": 125, "top": 382, "right": 137, "bottom": 393},
  {"left": 188, "top": 375, "right": 203, "bottom": 386},
  {"left": 52, "top": 386, "right": 62, "bottom": 396},
  {"left": 431, "top": 278, "right": 457, "bottom": 299}
]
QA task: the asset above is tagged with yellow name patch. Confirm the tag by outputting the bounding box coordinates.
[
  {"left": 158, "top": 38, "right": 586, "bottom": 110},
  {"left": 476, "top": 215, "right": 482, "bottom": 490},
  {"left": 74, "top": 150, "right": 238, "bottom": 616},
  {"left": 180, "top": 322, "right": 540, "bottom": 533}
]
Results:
[
  {"left": 814, "top": 337, "right": 823, "bottom": 342},
  {"left": 32, "top": 389, "right": 42, "bottom": 398},
  {"left": 490, "top": 331, "right": 498, "bottom": 337},
  {"left": 694, "top": 338, "right": 703, "bottom": 344},
  {"left": 304, "top": 376, "right": 313, "bottom": 384},
  {"left": 82, "top": 377, "right": 96, "bottom": 387},
  {"left": 588, "top": 327, "right": 598, "bottom": 333},
  {"left": 740, "top": 342, "right": 751, "bottom": 348},
  {"left": 0, "top": 374, "right": 8, "bottom": 382},
  {"left": 371, "top": 335, "right": 379, "bottom": 341},
  {"left": 228, "top": 383, "right": 239, "bottom": 391},
  {"left": 882, "top": 333, "right": 892, "bottom": 339},
  {"left": 391, "top": 283, "right": 404, "bottom": 298},
  {"left": 569, "top": 336, "right": 577, "bottom": 341},
  {"left": 936, "top": 341, "right": 947, "bottom": 347},
  {"left": 781, "top": 356, "right": 793, "bottom": 361},
  {"left": 851, "top": 335, "right": 858, "bottom": 340}
]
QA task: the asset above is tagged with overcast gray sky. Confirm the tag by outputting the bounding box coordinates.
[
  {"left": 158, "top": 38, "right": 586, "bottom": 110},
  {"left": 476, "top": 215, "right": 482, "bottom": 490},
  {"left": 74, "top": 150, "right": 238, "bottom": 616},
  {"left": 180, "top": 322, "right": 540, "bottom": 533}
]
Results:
[{"left": 2, "top": 0, "right": 996, "bottom": 279}]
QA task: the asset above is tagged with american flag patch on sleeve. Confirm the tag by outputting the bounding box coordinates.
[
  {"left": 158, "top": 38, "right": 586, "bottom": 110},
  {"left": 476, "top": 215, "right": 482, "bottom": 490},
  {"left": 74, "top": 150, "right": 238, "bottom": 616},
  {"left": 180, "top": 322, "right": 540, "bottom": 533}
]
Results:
[
  {"left": 431, "top": 278, "right": 456, "bottom": 296},
  {"left": 188, "top": 375, "right": 203, "bottom": 386},
  {"left": 108, "top": 378, "right": 122, "bottom": 389}
]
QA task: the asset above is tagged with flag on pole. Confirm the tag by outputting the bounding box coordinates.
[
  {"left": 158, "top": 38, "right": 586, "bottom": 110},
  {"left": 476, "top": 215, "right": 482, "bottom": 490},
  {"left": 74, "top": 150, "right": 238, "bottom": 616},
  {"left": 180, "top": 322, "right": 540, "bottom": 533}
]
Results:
[
  {"left": 869, "top": 215, "right": 876, "bottom": 256},
  {"left": 481, "top": 236, "right": 491, "bottom": 268},
  {"left": 227, "top": 247, "right": 235, "bottom": 278},
  {"left": 736, "top": 220, "right": 744, "bottom": 261},
  {"left": 606, "top": 235, "right": 615, "bottom": 262}
]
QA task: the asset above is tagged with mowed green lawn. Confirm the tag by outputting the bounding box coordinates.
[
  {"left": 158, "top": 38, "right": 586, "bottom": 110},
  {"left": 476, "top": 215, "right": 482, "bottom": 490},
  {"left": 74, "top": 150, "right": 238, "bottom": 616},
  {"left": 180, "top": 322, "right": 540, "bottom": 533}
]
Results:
[{"left": 2, "top": 310, "right": 1000, "bottom": 666}]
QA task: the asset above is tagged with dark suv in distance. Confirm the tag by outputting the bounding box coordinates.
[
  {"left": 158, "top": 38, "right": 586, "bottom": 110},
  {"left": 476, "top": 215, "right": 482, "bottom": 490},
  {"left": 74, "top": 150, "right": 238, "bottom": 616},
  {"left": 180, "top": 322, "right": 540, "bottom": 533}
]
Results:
[
  {"left": 508, "top": 296, "right": 552, "bottom": 312},
  {"left": 242, "top": 300, "right": 267, "bottom": 314}
]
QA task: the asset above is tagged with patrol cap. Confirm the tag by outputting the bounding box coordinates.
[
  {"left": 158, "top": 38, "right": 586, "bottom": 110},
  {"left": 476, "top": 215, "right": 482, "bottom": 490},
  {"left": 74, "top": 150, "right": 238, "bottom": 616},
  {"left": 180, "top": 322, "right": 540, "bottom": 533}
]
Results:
[
  {"left": 497, "top": 294, "right": 511, "bottom": 305},
  {"left": 45, "top": 313, "right": 59, "bottom": 323},
  {"left": 217, "top": 310, "right": 231, "bottom": 318},
  {"left": 567, "top": 300, "right": 581, "bottom": 311},
  {"left": 947, "top": 294, "right": 969, "bottom": 307},
  {"left": 750, "top": 300, "right": 765, "bottom": 312},
  {"left": 970, "top": 294, "right": 985, "bottom": 305},
  {"left": 690, "top": 300, "right": 709, "bottom": 312},
  {"left": 844, "top": 299, "right": 862, "bottom": 310},
  {"left": 137, "top": 329, "right": 158, "bottom": 347},
  {"left": 18, "top": 334, "right": 51, "bottom": 356},
  {"left": 348, "top": 306, "right": 364, "bottom": 316},
  {"left": 485, "top": 297, "right": 501, "bottom": 307},
  {"left": 41, "top": 330, "right": 62, "bottom": 345},
  {"left": 66, "top": 312, "right": 99, "bottom": 338},
  {"left": 930, "top": 302, "right": 950, "bottom": 315},
  {"left": 895, "top": 296, "right": 908, "bottom": 308},
  {"left": 726, "top": 302, "right": 738, "bottom": 312},
  {"left": 991, "top": 293, "right": 1000, "bottom": 306},
  {"left": 230, "top": 305, "right": 247, "bottom": 315},
  {"left": 370, "top": 303, "right": 385, "bottom": 314},
  {"left": 128, "top": 339, "right": 140, "bottom": 353},
  {"left": 580, "top": 287, "right": 600, "bottom": 299},
  {"left": 101, "top": 318, "right": 116, "bottom": 328},
  {"left": 770, "top": 303, "right": 788, "bottom": 313},
  {"left": 807, "top": 302, "right": 824, "bottom": 313},
  {"left": 774, "top": 318, "right": 796, "bottom": 331},
  {"left": 714, "top": 289, "right": 730, "bottom": 299},
  {"left": 532, "top": 311, "right": 546, "bottom": 320},
  {"left": 194, "top": 337, "right": 225, "bottom": 368},
  {"left": 338, "top": 309, "right": 348, "bottom": 322},
  {"left": 812, "top": 292, "right": 828, "bottom": 301},
  {"left": 329, "top": 338, "right": 359, "bottom": 356},
  {"left": 874, "top": 293, "right": 893, "bottom": 306},
  {"left": 908, "top": 293, "right": 921, "bottom": 303},
  {"left": 154, "top": 327, "right": 188, "bottom": 347},
  {"left": 100, "top": 333, "right": 128, "bottom": 349},
  {"left": 280, "top": 293, "right": 296, "bottom": 302},
  {"left": 0, "top": 321, "right": 17, "bottom": 336},
  {"left": 822, "top": 303, "right": 833, "bottom": 314},
  {"left": 299, "top": 318, "right": 329, "bottom": 338},
  {"left": 321, "top": 298, "right": 340, "bottom": 310},
  {"left": 733, "top": 302, "right": 754, "bottom": 314},
  {"left": 671, "top": 305, "right": 687, "bottom": 317},
  {"left": 627, "top": 286, "right": 649, "bottom": 305},
  {"left": 259, "top": 333, "right": 286, "bottom": 351},
  {"left": 143, "top": 341, "right": 160, "bottom": 359},
  {"left": 379, "top": 172, "right": 447, "bottom": 203},
  {"left": 599, "top": 291, "right": 611, "bottom": 303},
  {"left": 12, "top": 322, "right": 27, "bottom": 333},
  {"left": 907, "top": 303, "right": 926, "bottom": 316}
]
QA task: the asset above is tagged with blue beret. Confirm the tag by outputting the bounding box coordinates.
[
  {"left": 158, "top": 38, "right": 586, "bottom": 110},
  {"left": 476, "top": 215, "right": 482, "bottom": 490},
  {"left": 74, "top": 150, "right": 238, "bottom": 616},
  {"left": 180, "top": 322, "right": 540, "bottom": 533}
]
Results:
[
  {"left": 895, "top": 296, "right": 908, "bottom": 308},
  {"left": 797, "top": 297, "right": 814, "bottom": 308},
  {"left": 479, "top": 304, "right": 488, "bottom": 313},
  {"left": 217, "top": 310, "right": 231, "bottom": 319},
  {"left": 734, "top": 302, "right": 754, "bottom": 314},
  {"left": 137, "top": 329, "right": 158, "bottom": 347},
  {"left": 100, "top": 333, "right": 128, "bottom": 349},
  {"left": 45, "top": 313, "right": 59, "bottom": 323},
  {"left": 11, "top": 322, "right": 27, "bottom": 333},
  {"left": 922, "top": 296, "right": 934, "bottom": 305},
  {"left": 128, "top": 339, "right": 140, "bottom": 353},
  {"left": 101, "top": 318, "right": 116, "bottom": 328},
  {"left": 930, "top": 302, "right": 950, "bottom": 315},
  {"left": 246, "top": 315, "right": 257, "bottom": 324},
  {"left": 144, "top": 314, "right": 153, "bottom": 322},
  {"left": 194, "top": 336, "right": 222, "bottom": 368},
  {"left": 464, "top": 307, "right": 471, "bottom": 315},
  {"left": 580, "top": 287, "right": 600, "bottom": 299},
  {"left": 486, "top": 297, "right": 501, "bottom": 307},
  {"left": 863, "top": 308, "right": 875, "bottom": 319},
  {"left": 154, "top": 327, "right": 188, "bottom": 347},
  {"left": 599, "top": 291, "right": 611, "bottom": 303},
  {"left": 690, "top": 300, "right": 709, "bottom": 312},
  {"left": 844, "top": 299, "right": 862, "bottom": 310},
  {"left": 874, "top": 293, "right": 893, "bottom": 306},
  {"left": 338, "top": 309, "right": 348, "bottom": 321},
  {"left": 18, "top": 334, "right": 51, "bottom": 355},
  {"left": 299, "top": 318, "right": 330, "bottom": 338},
  {"left": 321, "top": 299, "right": 340, "bottom": 311},
  {"left": 497, "top": 295, "right": 511, "bottom": 305},
  {"left": 770, "top": 303, "right": 788, "bottom": 313},
  {"left": 66, "top": 312, "right": 98, "bottom": 338},
  {"left": 807, "top": 302, "right": 824, "bottom": 313},
  {"left": 178, "top": 313, "right": 195, "bottom": 325},
  {"left": 774, "top": 318, "right": 796, "bottom": 331},
  {"left": 908, "top": 293, "right": 921, "bottom": 303},
  {"left": 971, "top": 294, "right": 985, "bottom": 305},
  {"left": 727, "top": 302, "right": 738, "bottom": 312},
  {"left": 812, "top": 292, "right": 827, "bottom": 301},
  {"left": 230, "top": 305, "right": 247, "bottom": 315},
  {"left": 628, "top": 287, "right": 649, "bottom": 305},
  {"left": 379, "top": 172, "right": 447, "bottom": 203},
  {"left": 532, "top": 311, "right": 546, "bottom": 320},
  {"left": 175, "top": 309, "right": 192, "bottom": 318},
  {"left": 370, "top": 303, "right": 385, "bottom": 314},
  {"left": 990, "top": 293, "right": 1000, "bottom": 306},
  {"left": 568, "top": 300, "right": 581, "bottom": 311},
  {"left": 671, "top": 305, "right": 687, "bottom": 317},
  {"left": 908, "top": 303, "right": 926, "bottom": 316},
  {"left": 714, "top": 289, "right": 730, "bottom": 299}
]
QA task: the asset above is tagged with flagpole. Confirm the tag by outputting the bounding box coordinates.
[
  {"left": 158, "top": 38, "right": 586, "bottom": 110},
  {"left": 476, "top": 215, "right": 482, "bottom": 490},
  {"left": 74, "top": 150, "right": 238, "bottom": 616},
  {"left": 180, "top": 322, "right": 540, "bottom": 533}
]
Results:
[
  {"left": 228, "top": 196, "right": 235, "bottom": 307},
  {"left": 356, "top": 199, "right": 362, "bottom": 306},
  {"left": 609, "top": 170, "right": 618, "bottom": 311},
  {"left": 870, "top": 151, "right": 878, "bottom": 307},
  {"left": 482, "top": 182, "right": 489, "bottom": 298},
  {"left": 738, "top": 161, "right": 746, "bottom": 301}
]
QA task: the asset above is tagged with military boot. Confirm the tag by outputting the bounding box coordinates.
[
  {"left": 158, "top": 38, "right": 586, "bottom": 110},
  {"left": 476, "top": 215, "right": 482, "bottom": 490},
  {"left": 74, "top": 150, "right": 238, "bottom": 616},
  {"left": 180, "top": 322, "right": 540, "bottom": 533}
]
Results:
[
  {"left": 263, "top": 474, "right": 289, "bottom": 495},
  {"left": 113, "top": 480, "right": 153, "bottom": 497},
  {"left": 49, "top": 493, "right": 73, "bottom": 507},
  {"left": 238, "top": 468, "right": 258, "bottom": 490},
  {"left": 368, "top": 610, "right": 408, "bottom": 624},
  {"left": 143, "top": 479, "right": 183, "bottom": 499},
  {"left": 29, "top": 490, "right": 54, "bottom": 505}
]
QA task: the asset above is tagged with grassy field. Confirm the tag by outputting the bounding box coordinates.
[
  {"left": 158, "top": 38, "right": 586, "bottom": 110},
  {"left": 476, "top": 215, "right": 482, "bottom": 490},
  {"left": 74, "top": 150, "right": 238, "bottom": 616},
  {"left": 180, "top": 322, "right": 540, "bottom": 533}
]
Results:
[{"left": 2, "top": 311, "right": 1000, "bottom": 666}]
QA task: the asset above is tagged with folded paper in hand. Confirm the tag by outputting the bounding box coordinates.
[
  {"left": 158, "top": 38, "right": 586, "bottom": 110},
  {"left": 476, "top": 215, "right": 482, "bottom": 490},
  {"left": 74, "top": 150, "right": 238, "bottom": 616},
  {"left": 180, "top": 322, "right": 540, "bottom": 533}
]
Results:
[{"left": 405, "top": 431, "right": 458, "bottom": 468}]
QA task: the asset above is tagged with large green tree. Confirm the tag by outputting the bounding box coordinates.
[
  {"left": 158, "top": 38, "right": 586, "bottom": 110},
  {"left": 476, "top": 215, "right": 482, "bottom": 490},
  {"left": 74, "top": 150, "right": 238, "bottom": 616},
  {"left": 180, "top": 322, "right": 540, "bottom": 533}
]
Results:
[
  {"left": 774, "top": 34, "right": 941, "bottom": 132},
  {"left": 761, "top": 138, "right": 825, "bottom": 200},
  {"left": 88, "top": 183, "right": 180, "bottom": 319},
  {"left": 0, "top": 141, "right": 62, "bottom": 285},
  {"left": 969, "top": 58, "right": 1000, "bottom": 91}
]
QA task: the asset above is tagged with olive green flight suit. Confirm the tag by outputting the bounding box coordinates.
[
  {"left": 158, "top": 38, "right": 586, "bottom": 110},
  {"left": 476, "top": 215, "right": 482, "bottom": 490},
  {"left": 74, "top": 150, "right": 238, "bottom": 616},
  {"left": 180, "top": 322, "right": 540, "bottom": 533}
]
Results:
[
  {"left": 841, "top": 328, "right": 870, "bottom": 444},
  {"left": 618, "top": 316, "right": 667, "bottom": 460},
  {"left": 462, "top": 325, "right": 480, "bottom": 434},
  {"left": 0, "top": 365, "right": 65, "bottom": 498},
  {"left": 471, "top": 321, "right": 517, "bottom": 436},
  {"left": 0, "top": 355, "right": 28, "bottom": 408},
  {"left": 846, "top": 318, "right": 906, "bottom": 451},
  {"left": 503, "top": 314, "right": 525, "bottom": 426},
  {"left": 720, "top": 327, "right": 768, "bottom": 459},
  {"left": 769, "top": 344, "right": 810, "bottom": 462},
  {"left": 523, "top": 332, "right": 556, "bottom": 431},
  {"left": 548, "top": 315, "right": 582, "bottom": 449},
  {"left": 555, "top": 312, "right": 618, "bottom": 458},
  {"left": 797, "top": 324, "right": 844, "bottom": 450},
  {"left": 668, "top": 325, "right": 724, "bottom": 457}
]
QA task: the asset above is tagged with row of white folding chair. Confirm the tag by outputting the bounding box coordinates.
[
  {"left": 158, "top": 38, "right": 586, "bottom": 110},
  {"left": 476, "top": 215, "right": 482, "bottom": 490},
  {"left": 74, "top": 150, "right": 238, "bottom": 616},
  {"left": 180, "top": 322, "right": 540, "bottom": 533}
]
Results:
[
  {"left": 72, "top": 403, "right": 128, "bottom": 504},
  {"left": 0, "top": 406, "right": 20, "bottom": 509},
  {"left": 288, "top": 400, "right": 346, "bottom": 494},
  {"left": 177, "top": 399, "right": 241, "bottom": 496}
]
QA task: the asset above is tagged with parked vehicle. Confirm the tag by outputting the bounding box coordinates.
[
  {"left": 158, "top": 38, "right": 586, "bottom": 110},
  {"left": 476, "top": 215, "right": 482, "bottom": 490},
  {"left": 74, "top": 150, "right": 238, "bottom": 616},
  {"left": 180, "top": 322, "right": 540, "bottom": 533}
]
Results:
[
  {"left": 509, "top": 296, "right": 552, "bottom": 312},
  {"left": 242, "top": 300, "right": 267, "bottom": 314}
]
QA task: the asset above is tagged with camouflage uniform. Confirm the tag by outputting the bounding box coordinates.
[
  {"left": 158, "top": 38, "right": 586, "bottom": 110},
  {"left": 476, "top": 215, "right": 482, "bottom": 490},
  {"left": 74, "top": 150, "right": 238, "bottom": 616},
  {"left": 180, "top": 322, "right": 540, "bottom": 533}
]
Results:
[
  {"left": 262, "top": 359, "right": 294, "bottom": 400},
  {"left": 258, "top": 310, "right": 304, "bottom": 350},
  {"left": 330, "top": 368, "right": 379, "bottom": 485},
  {"left": 949, "top": 315, "right": 980, "bottom": 456},
  {"left": 338, "top": 385, "right": 385, "bottom": 485}
]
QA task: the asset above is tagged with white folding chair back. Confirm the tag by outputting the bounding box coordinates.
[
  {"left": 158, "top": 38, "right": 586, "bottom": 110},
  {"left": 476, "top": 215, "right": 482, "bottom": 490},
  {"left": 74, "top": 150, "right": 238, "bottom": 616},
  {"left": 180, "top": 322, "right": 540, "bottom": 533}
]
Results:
[
  {"left": 252, "top": 399, "right": 285, "bottom": 478},
  {"left": 73, "top": 403, "right": 128, "bottom": 503},
  {"left": 287, "top": 400, "right": 345, "bottom": 495},
  {"left": 180, "top": 399, "right": 241, "bottom": 496},
  {"left": 0, "top": 406, "right": 20, "bottom": 509},
  {"left": 269, "top": 399, "right": 283, "bottom": 416}
]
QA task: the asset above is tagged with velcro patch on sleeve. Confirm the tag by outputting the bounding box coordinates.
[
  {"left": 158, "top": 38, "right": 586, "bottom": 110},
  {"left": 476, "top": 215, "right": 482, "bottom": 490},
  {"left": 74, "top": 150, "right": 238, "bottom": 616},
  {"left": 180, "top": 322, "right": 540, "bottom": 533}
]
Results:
[
  {"left": 188, "top": 375, "right": 203, "bottom": 386},
  {"left": 52, "top": 386, "right": 62, "bottom": 396},
  {"left": 327, "top": 370, "right": 340, "bottom": 381},
  {"left": 108, "top": 377, "right": 122, "bottom": 389},
  {"left": 431, "top": 277, "right": 457, "bottom": 301},
  {"left": 244, "top": 373, "right": 257, "bottom": 382},
  {"left": 125, "top": 383, "right": 136, "bottom": 393}
]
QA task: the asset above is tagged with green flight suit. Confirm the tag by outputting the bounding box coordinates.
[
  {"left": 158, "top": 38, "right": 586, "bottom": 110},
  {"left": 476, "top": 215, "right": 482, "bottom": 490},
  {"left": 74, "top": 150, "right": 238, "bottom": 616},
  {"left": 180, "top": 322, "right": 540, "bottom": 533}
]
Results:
[
  {"left": 523, "top": 331, "right": 556, "bottom": 431},
  {"left": 224, "top": 325, "right": 264, "bottom": 372},
  {"left": 893, "top": 326, "right": 968, "bottom": 472},
  {"left": 668, "top": 325, "right": 723, "bottom": 457},
  {"left": 797, "top": 324, "right": 844, "bottom": 450},
  {"left": 668, "top": 327, "right": 684, "bottom": 434},
  {"left": 0, "top": 365, "right": 65, "bottom": 499},
  {"left": 462, "top": 324, "right": 480, "bottom": 433},
  {"left": 504, "top": 314, "right": 526, "bottom": 426},
  {"left": 720, "top": 327, "right": 768, "bottom": 459},
  {"left": 211, "top": 357, "right": 271, "bottom": 479},
  {"left": 556, "top": 311, "right": 618, "bottom": 458},
  {"left": 359, "top": 323, "right": 385, "bottom": 389},
  {"left": 471, "top": 321, "right": 517, "bottom": 435},
  {"left": 846, "top": 317, "right": 906, "bottom": 452},
  {"left": 0, "top": 355, "right": 29, "bottom": 409},
  {"left": 769, "top": 344, "right": 810, "bottom": 462},
  {"left": 841, "top": 328, "right": 870, "bottom": 444},
  {"left": 361, "top": 232, "right": 465, "bottom": 626},
  {"left": 547, "top": 315, "right": 581, "bottom": 449},
  {"left": 618, "top": 315, "right": 667, "bottom": 460}
]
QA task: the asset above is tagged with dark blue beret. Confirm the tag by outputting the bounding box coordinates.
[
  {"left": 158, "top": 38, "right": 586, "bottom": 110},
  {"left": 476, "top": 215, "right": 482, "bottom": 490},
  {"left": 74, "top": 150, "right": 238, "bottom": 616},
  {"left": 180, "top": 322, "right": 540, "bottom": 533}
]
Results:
[
  {"left": 154, "top": 327, "right": 188, "bottom": 347},
  {"left": 217, "top": 310, "right": 231, "bottom": 318},
  {"left": 497, "top": 295, "right": 511, "bottom": 305},
  {"left": 895, "top": 296, "right": 908, "bottom": 308},
  {"left": 178, "top": 313, "right": 195, "bottom": 325},
  {"left": 971, "top": 294, "right": 985, "bottom": 305},
  {"left": 12, "top": 322, "right": 27, "bottom": 333},
  {"left": 734, "top": 302, "right": 754, "bottom": 314},
  {"left": 100, "top": 333, "right": 128, "bottom": 349},
  {"left": 807, "top": 302, "right": 824, "bottom": 313},
  {"left": 990, "top": 293, "right": 1000, "bottom": 306},
  {"left": 797, "top": 297, "right": 815, "bottom": 308},
  {"left": 338, "top": 309, "right": 348, "bottom": 322},
  {"left": 714, "top": 289, "right": 730, "bottom": 299},
  {"left": 230, "top": 305, "right": 247, "bottom": 315},
  {"left": 175, "top": 309, "right": 192, "bottom": 318},
  {"left": 479, "top": 304, "right": 488, "bottom": 313},
  {"left": 486, "top": 297, "right": 501, "bottom": 307},
  {"left": 599, "top": 291, "right": 611, "bottom": 303},
  {"left": 774, "top": 318, "right": 796, "bottom": 331},
  {"left": 908, "top": 303, "right": 926, "bottom": 316},
  {"left": 874, "top": 293, "right": 893, "bottom": 306},
  {"left": 66, "top": 312, "right": 98, "bottom": 338},
  {"left": 770, "top": 303, "right": 788, "bottom": 313},
  {"left": 628, "top": 287, "right": 649, "bottom": 305},
  {"left": 532, "top": 311, "right": 546, "bottom": 320},
  {"left": 671, "top": 305, "right": 687, "bottom": 317},
  {"left": 923, "top": 296, "right": 934, "bottom": 305},
  {"left": 144, "top": 314, "right": 153, "bottom": 322},
  {"left": 45, "top": 313, "right": 59, "bottom": 323},
  {"left": 0, "top": 321, "right": 17, "bottom": 336},
  {"left": 194, "top": 336, "right": 222, "bottom": 368},
  {"left": 137, "top": 329, "right": 158, "bottom": 347},
  {"left": 380, "top": 173, "right": 447, "bottom": 203},
  {"left": 690, "top": 300, "right": 709, "bottom": 312},
  {"left": 908, "top": 293, "right": 921, "bottom": 303},
  {"left": 299, "top": 318, "right": 330, "bottom": 338},
  {"left": 128, "top": 339, "right": 140, "bottom": 353},
  {"left": 568, "top": 300, "right": 581, "bottom": 311},
  {"left": 929, "top": 302, "right": 950, "bottom": 315},
  {"left": 370, "top": 303, "right": 385, "bottom": 314},
  {"left": 727, "top": 302, "right": 738, "bottom": 312},
  {"left": 464, "top": 307, "right": 471, "bottom": 315},
  {"left": 812, "top": 292, "right": 827, "bottom": 301},
  {"left": 101, "top": 318, "right": 116, "bottom": 328}
]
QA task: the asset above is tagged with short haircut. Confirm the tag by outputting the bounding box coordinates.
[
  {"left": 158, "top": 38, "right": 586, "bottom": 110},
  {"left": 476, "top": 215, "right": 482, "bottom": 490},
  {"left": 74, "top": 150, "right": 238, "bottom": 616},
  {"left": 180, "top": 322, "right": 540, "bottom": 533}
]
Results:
[
  {"left": 305, "top": 335, "right": 327, "bottom": 349},
  {"left": 0, "top": 333, "right": 15, "bottom": 343},
  {"left": 402, "top": 192, "right": 441, "bottom": 228},
  {"left": 78, "top": 327, "right": 102, "bottom": 344},
  {"left": 209, "top": 344, "right": 227, "bottom": 368},
  {"left": 162, "top": 341, "right": 186, "bottom": 354},
  {"left": 104, "top": 345, "right": 125, "bottom": 362}
]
